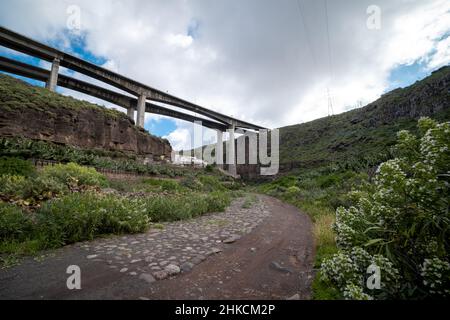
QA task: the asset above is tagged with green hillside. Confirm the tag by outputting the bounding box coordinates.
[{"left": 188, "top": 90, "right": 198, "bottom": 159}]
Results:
[
  {"left": 0, "top": 74, "right": 125, "bottom": 119},
  {"left": 258, "top": 66, "right": 450, "bottom": 299},
  {"left": 279, "top": 66, "right": 450, "bottom": 171}
]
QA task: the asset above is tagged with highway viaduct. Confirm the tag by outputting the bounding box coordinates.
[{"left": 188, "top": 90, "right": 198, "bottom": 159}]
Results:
[{"left": 0, "top": 26, "right": 266, "bottom": 176}]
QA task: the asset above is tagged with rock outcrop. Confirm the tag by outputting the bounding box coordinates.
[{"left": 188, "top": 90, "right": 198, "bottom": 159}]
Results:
[{"left": 0, "top": 74, "right": 172, "bottom": 161}]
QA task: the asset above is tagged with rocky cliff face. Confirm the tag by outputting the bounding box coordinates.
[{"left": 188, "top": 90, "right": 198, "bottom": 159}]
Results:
[
  {"left": 350, "top": 66, "right": 450, "bottom": 127},
  {"left": 0, "top": 74, "right": 172, "bottom": 161}
]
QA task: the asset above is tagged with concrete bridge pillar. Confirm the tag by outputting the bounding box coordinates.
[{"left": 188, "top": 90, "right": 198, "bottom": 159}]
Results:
[
  {"left": 227, "top": 122, "right": 237, "bottom": 177},
  {"left": 127, "top": 108, "right": 134, "bottom": 121},
  {"left": 136, "top": 94, "right": 146, "bottom": 128},
  {"left": 46, "top": 57, "right": 60, "bottom": 92},
  {"left": 216, "top": 130, "right": 223, "bottom": 168}
]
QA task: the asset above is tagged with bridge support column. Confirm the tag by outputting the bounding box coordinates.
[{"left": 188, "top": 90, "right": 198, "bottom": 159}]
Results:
[
  {"left": 127, "top": 108, "right": 134, "bottom": 121},
  {"left": 46, "top": 57, "right": 60, "bottom": 92},
  {"left": 216, "top": 130, "right": 223, "bottom": 168},
  {"left": 136, "top": 94, "right": 146, "bottom": 128},
  {"left": 227, "top": 122, "right": 237, "bottom": 177}
]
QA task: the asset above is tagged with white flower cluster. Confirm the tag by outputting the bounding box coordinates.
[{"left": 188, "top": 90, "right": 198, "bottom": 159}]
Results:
[
  {"left": 321, "top": 251, "right": 361, "bottom": 289},
  {"left": 321, "top": 118, "right": 450, "bottom": 299},
  {"left": 420, "top": 122, "right": 449, "bottom": 167},
  {"left": 321, "top": 247, "right": 401, "bottom": 300},
  {"left": 415, "top": 239, "right": 440, "bottom": 257},
  {"left": 370, "top": 255, "right": 401, "bottom": 293},
  {"left": 421, "top": 258, "right": 450, "bottom": 297},
  {"left": 333, "top": 207, "right": 360, "bottom": 249},
  {"left": 343, "top": 283, "right": 373, "bottom": 300}
]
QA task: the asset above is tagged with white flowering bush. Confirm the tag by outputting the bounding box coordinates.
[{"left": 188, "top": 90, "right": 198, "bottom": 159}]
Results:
[
  {"left": 321, "top": 118, "right": 450, "bottom": 299},
  {"left": 420, "top": 258, "right": 450, "bottom": 296},
  {"left": 343, "top": 284, "right": 373, "bottom": 300}
]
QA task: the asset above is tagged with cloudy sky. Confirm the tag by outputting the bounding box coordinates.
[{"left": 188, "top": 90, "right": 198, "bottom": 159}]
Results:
[{"left": 0, "top": 0, "right": 449, "bottom": 150}]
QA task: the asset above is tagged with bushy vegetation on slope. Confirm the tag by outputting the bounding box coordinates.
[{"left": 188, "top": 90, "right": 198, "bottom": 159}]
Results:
[
  {"left": 0, "top": 137, "right": 188, "bottom": 178},
  {"left": 0, "top": 157, "right": 35, "bottom": 177},
  {"left": 0, "top": 161, "right": 242, "bottom": 264},
  {"left": 320, "top": 118, "right": 449, "bottom": 299},
  {"left": 260, "top": 118, "right": 449, "bottom": 300}
]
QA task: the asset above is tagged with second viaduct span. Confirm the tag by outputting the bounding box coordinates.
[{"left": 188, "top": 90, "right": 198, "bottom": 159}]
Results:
[{"left": 0, "top": 26, "right": 266, "bottom": 176}]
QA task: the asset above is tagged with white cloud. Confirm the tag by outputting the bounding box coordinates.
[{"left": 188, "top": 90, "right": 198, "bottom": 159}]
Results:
[
  {"left": 163, "top": 119, "right": 217, "bottom": 151},
  {"left": 163, "top": 127, "right": 191, "bottom": 152},
  {"left": 0, "top": 0, "right": 449, "bottom": 151},
  {"left": 165, "top": 34, "right": 193, "bottom": 48},
  {"left": 428, "top": 36, "right": 450, "bottom": 69}
]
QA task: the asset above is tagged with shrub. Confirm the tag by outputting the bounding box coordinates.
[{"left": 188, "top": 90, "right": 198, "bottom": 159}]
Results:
[
  {"left": 222, "top": 180, "right": 242, "bottom": 190},
  {"left": 36, "top": 192, "right": 149, "bottom": 248},
  {"left": 286, "top": 186, "right": 301, "bottom": 195},
  {"left": 180, "top": 175, "right": 204, "bottom": 191},
  {"left": 0, "top": 174, "right": 66, "bottom": 204},
  {"left": 0, "top": 175, "right": 27, "bottom": 200},
  {"left": 198, "top": 175, "right": 227, "bottom": 192},
  {"left": 141, "top": 195, "right": 193, "bottom": 222},
  {"left": 204, "top": 191, "right": 231, "bottom": 212},
  {"left": 0, "top": 202, "right": 34, "bottom": 242},
  {"left": 143, "top": 178, "right": 181, "bottom": 192},
  {"left": 41, "top": 163, "right": 108, "bottom": 188},
  {"left": 321, "top": 118, "right": 450, "bottom": 299},
  {"left": 21, "top": 176, "right": 67, "bottom": 202},
  {"left": 0, "top": 137, "right": 188, "bottom": 178},
  {"left": 0, "top": 157, "right": 35, "bottom": 177},
  {"left": 141, "top": 192, "right": 230, "bottom": 222}
]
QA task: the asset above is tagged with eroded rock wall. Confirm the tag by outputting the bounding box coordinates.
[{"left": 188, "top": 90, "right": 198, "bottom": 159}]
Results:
[{"left": 0, "top": 75, "right": 172, "bottom": 161}]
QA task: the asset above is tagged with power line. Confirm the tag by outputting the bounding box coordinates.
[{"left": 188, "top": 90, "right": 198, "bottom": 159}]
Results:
[
  {"left": 296, "top": 0, "right": 336, "bottom": 117},
  {"left": 296, "top": 0, "right": 318, "bottom": 70},
  {"left": 324, "top": 0, "right": 334, "bottom": 80},
  {"left": 324, "top": 0, "right": 335, "bottom": 116}
]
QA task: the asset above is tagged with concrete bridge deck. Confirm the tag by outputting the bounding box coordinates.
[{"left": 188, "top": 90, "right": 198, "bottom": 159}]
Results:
[
  {"left": 0, "top": 26, "right": 265, "bottom": 131},
  {"left": 0, "top": 56, "right": 229, "bottom": 132},
  {"left": 0, "top": 26, "right": 271, "bottom": 177}
]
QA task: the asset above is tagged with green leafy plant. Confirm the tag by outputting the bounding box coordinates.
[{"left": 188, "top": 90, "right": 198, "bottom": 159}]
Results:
[
  {"left": 41, "top": 163, "right": 108, "bottom": 188},
  {"left": 0, "top": 157, "right": 35, "bottom": 177},
  {"left": 0, "top": 203, "right": 34, "bottom": 243},
  {"left": 141, "top": 192, "right": 230, "bottom": 222},
  {"left": 0, "top": 174, "right": 67, "bottom": 205},
  {"left": 180, "top": 175, "right": 204, "bottom": 191},
  {"left": 0, "top": 175, "right": 27, "bottom": 200},
  {"left": 36, "top": 192, "right": 150, "bottom": 248},
  {"left": 321, "top": 118, "right": 450, "bottom": 299},
  {"left": 143, "top": 178, "right": 181, "bottom": 193},
  {"left": 198, "top": 175, "right": 227, "bottom": 192}
]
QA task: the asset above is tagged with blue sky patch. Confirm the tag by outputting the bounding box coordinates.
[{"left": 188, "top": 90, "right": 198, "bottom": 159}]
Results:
[
  {"left": 187, "top": 19, "right": 200, "bottom": 39},
  {"left": 386, "top": 33, "right": 450, "bottom": 92},
  {"left": 386, "top": 60, "right": 430, "bottom": 92},
  {"left": 145, "top": 117, "right": 177, "bottom": 137}
]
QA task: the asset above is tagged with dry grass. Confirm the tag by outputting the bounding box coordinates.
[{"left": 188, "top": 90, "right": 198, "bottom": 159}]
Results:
[{"left": 313, "top": 213, "right": 336, "bottom": 248}]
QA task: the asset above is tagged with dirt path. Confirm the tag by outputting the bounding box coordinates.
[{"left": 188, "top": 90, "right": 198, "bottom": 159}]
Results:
[{"left": 0, "top": 195, "right": 314, "bottom": 300}]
